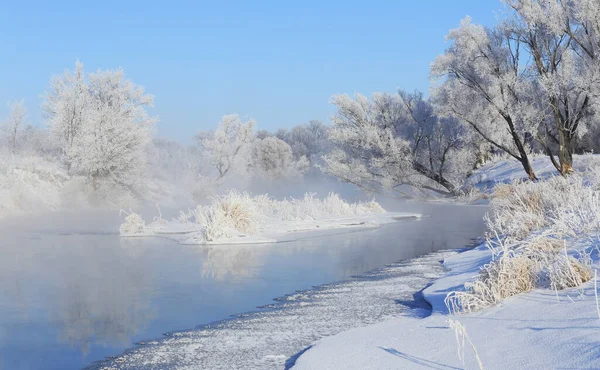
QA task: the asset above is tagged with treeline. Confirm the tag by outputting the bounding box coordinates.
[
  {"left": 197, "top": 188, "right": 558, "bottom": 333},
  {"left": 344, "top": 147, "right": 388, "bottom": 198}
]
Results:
[
  {"left": 325, "top": 0, "right": 600, "bottom": 195},
  {"left": 3, "top": 0, "right": 600, "bottom": 204}
]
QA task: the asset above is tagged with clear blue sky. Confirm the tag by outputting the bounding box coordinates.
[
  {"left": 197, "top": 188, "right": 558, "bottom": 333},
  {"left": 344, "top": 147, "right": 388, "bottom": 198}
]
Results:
[{"left": 0, "top": 1, "right": 503, "bottom": 142}]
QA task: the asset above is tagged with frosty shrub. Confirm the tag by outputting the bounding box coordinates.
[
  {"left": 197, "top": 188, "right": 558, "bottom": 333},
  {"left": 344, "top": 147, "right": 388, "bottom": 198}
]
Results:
[
  {"left": 190, "top": 190, "right": 262, "bottom": 241},
  {"left": 445, "top": 241, "right": 592, "bottom": 314},
  {"left": 119, "top": 212, "right": 146, "bottom": 235},
  {"left": 456, "top": 187, "right": 488, "bottom": 204},
  {"left": 486, "top": 175, "right": 600, "bottom": 240},
  {"left": 544, "top": 251, "right": 592, "bottom": 291}
]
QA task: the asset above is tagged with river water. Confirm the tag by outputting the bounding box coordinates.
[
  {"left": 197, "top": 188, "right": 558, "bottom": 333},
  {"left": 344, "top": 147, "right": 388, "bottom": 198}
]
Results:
[{"left": 0, "top": 202, "right": 486, "bottom": 369}]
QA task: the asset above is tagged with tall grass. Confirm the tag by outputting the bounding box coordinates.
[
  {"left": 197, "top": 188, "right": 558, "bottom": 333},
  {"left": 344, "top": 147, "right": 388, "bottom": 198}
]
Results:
[{"left": 446, "top": 173, "right": 599, "bottom": 314}]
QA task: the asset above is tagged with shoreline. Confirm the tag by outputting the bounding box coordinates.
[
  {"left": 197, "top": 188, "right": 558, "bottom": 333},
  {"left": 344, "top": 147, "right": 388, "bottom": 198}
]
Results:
[
  {"left": 90, "top": 238, "right": 475, "bottom": 369},
  {"left": 293, "top": 235, "right": 600, "bottom": 369}
]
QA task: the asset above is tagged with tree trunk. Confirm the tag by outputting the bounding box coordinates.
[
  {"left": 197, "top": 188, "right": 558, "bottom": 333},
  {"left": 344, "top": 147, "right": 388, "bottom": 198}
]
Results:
[
  {"left": 519, "top": 157, "right": 536, "bottom": 181},
  {"left": 413, "top": 162, "right": 457, "bottom": 196},
  {"left": 503, "top": 115, "right": 536, "bottom": 181},
  {"left": 558, "top": 129, "right": 574, "bottom": 175}
]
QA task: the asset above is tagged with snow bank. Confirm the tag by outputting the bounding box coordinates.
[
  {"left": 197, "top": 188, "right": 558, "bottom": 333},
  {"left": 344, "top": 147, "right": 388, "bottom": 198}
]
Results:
[
  {"left": 0, "top": 155, "right": 70, "bottom": 217},
  {"left": 293, "top": 239, "right": 600, "bottom": 369},
  {"left": 120, "top": 190, "right": 418, "bottom": 244},
  {"left": 465, "top": 153, "right": 600, "bottom": 191}
]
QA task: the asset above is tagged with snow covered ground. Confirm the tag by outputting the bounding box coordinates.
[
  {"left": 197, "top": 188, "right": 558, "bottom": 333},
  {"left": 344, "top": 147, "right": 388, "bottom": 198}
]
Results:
[
  {"left": 293, "top": 239, "right": 600, "bottom": 369},
  {"left": 465, "top": 153, "right": 600, "bottom": 191}
]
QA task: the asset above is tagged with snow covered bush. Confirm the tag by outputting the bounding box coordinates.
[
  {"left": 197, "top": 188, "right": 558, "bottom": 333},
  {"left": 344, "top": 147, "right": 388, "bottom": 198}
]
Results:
[
  {"left": 486, "top": 175, "right": 600, "bottom": 240},
  {"left": 0, "top": 154, "right": 70, "bottom": 217},
  {"left": 545, "top": 251, "right": 592, "bottom": 291},
  {"left": 188, "top": 191, "right": 262, "bottom": 241},
  {"left": 446, "top": 239, "right": 593, "bottom": 314},
  {"left": 251, "top": 136, "right": 308, "bottom": 180},
  {"left": 445, "top": 250, "right": 537, "bottom": 314},
  {"left": 119, "top": 212, "right": 146, "bottom": 235},
  {"left": 255, "top": 192, "right": 384, "bottom": 222}
]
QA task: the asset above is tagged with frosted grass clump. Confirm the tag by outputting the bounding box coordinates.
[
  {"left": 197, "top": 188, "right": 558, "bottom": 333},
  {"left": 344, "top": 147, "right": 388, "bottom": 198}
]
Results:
[
  {"left": 445, "top": 251, "right": 537, "bottom": 314},
  {"left": 119, "top": 212, "right": 146, "bottom": 235},
  {"left": 446, "top": 243, "right": 593, "bottom": 314},
  {"left": 486, "top": 175, "right": 600, "bottom": 240},
  {"left": 269, "top": 193, "right": 384, "bottom": 222},
  {"left": 447, "top": 172, "right": 600, "bottom": 314},
  {"left": 189, "top": 190, "right": 262, "bottom": 241}
]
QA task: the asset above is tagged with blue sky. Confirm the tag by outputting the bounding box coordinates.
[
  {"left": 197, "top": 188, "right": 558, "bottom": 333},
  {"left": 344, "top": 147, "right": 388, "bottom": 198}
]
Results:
[{"left": 0, "top": 1, "right": 503, "bottom": 141}]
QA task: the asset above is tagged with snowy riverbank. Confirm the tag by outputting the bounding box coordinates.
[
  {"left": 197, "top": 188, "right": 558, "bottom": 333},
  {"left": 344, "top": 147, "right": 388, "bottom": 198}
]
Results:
[
  {"left": 294, "top": 156, "right": 600, "bottom": 369},
  {"left": 293, "top": 239, "right": 600, "bottom": 369},
  {"left": 91, "top": 248, "right": 460, "bottom": 370}
]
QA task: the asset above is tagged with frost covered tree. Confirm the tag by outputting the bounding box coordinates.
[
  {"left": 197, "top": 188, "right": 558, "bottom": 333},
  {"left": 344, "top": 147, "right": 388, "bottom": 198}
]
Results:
[
  {"left": 2, "top": 100, "right": 27, "bottom": 154},
  {"left": 198, "top": 114, "right": 255, "bottom": 182},
  {"left": 73, "top": 69, "right": 156, "bottom": 190},
  {"left": 287, "top": 120, "right": 330, "bottom": 163},
  {"left": 503, "top": 0, "right": 600, "bottom": 174},
  {"left": 42, "top": 60, "right": 88, "bottom": 169},
  {"left": 42, "top": 61, "right": 156, "bottom": 194},
  {"left": 275, "top": 121, "right": 329, "bottom": 161},
  {"left": 251, "top": 136, "right": 309, "bottom": 180},
  {"left": 432, "top": 17, "right": 539, "bottom": 180},
  {"left": 323, "top": 91, "right": 474, "bottom": 197}
]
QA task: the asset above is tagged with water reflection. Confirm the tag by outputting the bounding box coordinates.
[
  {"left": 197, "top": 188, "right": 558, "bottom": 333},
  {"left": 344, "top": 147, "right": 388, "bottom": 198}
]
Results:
[
  {"left": 52, "top": 239, "right": 155, "bottom": 355},
  {"left": 0, "top": 234, "right": 156, "bottom": 369},
  {"left": 199, "top": 245, "right": 267, "bottom": 281}
]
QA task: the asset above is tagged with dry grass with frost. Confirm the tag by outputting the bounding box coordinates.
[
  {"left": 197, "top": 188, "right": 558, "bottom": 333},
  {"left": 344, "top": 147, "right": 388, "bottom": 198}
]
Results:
[
  {"left": 122, "top": 190, "right": 386, "bottom": 242},
  {"left": 447, "top": 174, "right": 598, "bottom": 314}
]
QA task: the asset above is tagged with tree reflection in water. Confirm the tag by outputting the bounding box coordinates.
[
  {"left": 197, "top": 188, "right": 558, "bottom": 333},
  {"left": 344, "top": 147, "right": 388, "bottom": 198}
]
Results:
[{"left": 0, "top": 233, "right": 156, "bottom": 357}]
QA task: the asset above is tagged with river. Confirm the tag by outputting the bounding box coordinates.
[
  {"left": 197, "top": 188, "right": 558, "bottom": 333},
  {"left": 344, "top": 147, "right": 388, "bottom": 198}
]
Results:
[{"left": 0, "top": 202, "right": 486, "bottom": 369}]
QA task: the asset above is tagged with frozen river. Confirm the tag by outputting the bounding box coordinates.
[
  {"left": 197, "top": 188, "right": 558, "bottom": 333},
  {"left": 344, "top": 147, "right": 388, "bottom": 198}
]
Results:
[{"left": 0, "top": 202, "right": 486, "bottom": 369}]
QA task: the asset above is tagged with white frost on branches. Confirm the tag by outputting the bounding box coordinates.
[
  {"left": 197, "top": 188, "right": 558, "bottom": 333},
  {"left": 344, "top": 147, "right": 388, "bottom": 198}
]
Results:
[
  {"left": 42, "top": 61, "right": 156, "bottom": 195},
  {"left": 2, "top": 100, "right": 27, "bottom": 154},
  {"left": 199, "top": 114, "right": 255, "bottom": 182},
  {"left": 323, "top": 91, "right": 474, "bottom": 197}
]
